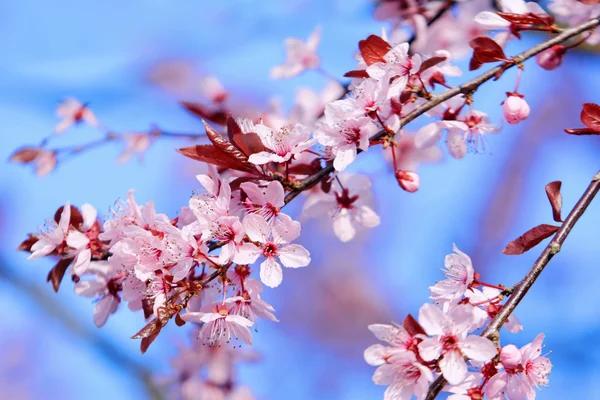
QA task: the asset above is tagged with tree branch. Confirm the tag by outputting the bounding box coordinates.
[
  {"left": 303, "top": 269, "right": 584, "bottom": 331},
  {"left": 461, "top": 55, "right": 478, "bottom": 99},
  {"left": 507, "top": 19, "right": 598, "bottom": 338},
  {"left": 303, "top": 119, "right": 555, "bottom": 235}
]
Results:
[
  {"left": 425, "top": 169, "right": 600, "bottom": 399},
  {"left": 284, "top": 17, "right": 600, "bottom": 205}
]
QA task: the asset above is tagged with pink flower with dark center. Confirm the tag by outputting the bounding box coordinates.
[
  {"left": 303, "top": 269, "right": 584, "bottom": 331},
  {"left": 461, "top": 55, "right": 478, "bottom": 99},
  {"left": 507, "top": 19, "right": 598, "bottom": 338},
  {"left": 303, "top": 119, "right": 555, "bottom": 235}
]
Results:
[
  {"left": 29, "top": 201, "right": 72, "bottom": 259},
  {"left": 248, "top": 123, "right": 316, "bottom": 165},
  {"left": 55, "top": 97, "right": 99, "bottom": 134},
  {"left": 74, "top": 261, "right": 122, "bottom": 327},
  {"left": 240, "top": 181, "right": 285, "bottom": 222},
  {"left": 182, "top": 303, "right": 254, "bottom": 346},
  {"left": 430, "top": 244, "right": 475, "bottom": 304},
  {"left": 417, "top": 304, "right": 496, "bottom": 385},
  {"left": 234, "top": 214, "right": 310, "bottom": 288}
]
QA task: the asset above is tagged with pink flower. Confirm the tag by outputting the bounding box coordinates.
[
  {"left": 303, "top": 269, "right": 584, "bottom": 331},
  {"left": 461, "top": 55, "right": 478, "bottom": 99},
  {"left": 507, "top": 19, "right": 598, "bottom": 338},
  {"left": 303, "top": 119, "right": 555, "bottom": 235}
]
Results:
[
  {"left": 117, "top": 132, "right": 153, "bottom": 163},
  {"left": 240, "top": 181, "right": 285, "bottom": 221},
  {"left": 430, "top": 244, "right": 475, "bottom": 304},
  {"left": 364, "top": 324, "right": 416, "bottom": 367},
  {"left": 503, "top": 94, "right": 530, "bottom": 125},
  {"left": 486, "top": 334, "right": 552, "bottom": 400},
  {"left": 366, "top": 42, "right": 421, "bottom": 98},
  {"left": 248, "top": 123, "right": 316, "bottom": 165},
  {"left": 28, "top": 202, "right": 72, "bottom": 259},
  {"left": 418, "top": 304, "right": 497, "bottom": 385},
  {"left": 271, "top": 27, "right": 320, "bottom": 79},
  {"left": 182, "top": 304, "right": 254, "bottom": 346},
  {"left": 234, "top": 215, "right": 310, "bottom": 288},
  {"left": 314, "top": 107, "right": 378, "bottom": 171},
  {"left": 210, "top": 215, "right": 245, "bottom": 264},
  {"left": 549, "top": 0, "right": 600, "bottom": 45},
  {"left": 228, "top": 278, "right": 279, "bottom": 324},
  {"left": 302, "top": 173, "right": 380, "bottom": 242},
  {"left": 55, "top": 97, "right": 99, "bottom": 134},
  {"left": 66, "top": 203, "right": 99, "bottom": 275},
  {"left": 465, "top": 287, "right": 523, "bottom": 333},
  {"left": 74, "top": 261, "right": 121, "bottom": 327},
  {"left": 370, "top": 351, "right": 434, "bottom": 400}
]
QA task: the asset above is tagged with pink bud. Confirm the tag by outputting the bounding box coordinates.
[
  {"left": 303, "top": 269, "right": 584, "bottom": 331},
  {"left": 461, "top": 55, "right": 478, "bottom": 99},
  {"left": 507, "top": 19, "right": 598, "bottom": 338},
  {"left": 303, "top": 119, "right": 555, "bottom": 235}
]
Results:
[
  {"left": 536, "top": 45, "right": 566, "bottom": 71},
  {"left": 503, "top": 94, "right": 530, "bottom": 125},
  {"left": 395, "top": 170, "right": 420, "bottom": 192},
  {"left": 500, "top": 344, "right": 522, "bottom": 369}
]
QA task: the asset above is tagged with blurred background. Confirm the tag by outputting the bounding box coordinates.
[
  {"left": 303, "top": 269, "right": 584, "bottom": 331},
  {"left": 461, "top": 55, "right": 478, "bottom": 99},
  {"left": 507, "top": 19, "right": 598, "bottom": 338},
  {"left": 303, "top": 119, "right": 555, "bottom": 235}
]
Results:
[{"left": 2, "top": 0, "right": 600, "bottom": 399}]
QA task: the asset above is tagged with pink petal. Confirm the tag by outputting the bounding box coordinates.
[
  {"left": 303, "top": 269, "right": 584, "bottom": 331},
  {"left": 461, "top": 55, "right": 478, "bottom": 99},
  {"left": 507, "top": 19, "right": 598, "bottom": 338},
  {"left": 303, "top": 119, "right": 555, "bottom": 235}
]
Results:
[
  {"left": 260, "top": 257, "right": 283, "bottom": 288},
  {"left": 278, "top": 244, "right": 310, "bottom": 268},
  {"left": 94, "top": 295, "right": 119, "bottom": 328},
  {"left": 460, "top": 335, "right": 497, "bottom": 362},
  {"left": 418, "top": 303, "right": 446, "bottom": 336},
  {"left": 440, "top": 350, "right": 468, "bottom": 385}
]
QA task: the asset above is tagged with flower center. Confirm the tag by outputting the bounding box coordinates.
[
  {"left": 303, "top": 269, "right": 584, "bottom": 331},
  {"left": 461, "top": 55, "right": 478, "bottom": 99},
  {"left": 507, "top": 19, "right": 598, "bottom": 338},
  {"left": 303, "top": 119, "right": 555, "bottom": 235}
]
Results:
[
  {"left": 441, "top": 334, "right": 459, "bottom": 351},
  {"left": 262, "top": 242, "right": 278, "bottom": 258},
  {"left": 335, "top": 188, "right": 359, "bottom": 210}
]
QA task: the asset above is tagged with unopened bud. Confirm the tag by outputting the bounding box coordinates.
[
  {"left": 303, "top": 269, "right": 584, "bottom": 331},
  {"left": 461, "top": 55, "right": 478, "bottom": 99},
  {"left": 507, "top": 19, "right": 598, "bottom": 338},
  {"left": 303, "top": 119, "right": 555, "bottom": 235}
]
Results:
[
  {"left": 500, "top": 344, "right": 522, "bottom": 369},
  {"left": 503, "top": 93, "right": 530, "bottom": 125},
  {"left": 536, "top": 45, "right": 566, "bottom": 71},
  {"left": 395, "top": 170, "right": 420, "bottom": 192}
]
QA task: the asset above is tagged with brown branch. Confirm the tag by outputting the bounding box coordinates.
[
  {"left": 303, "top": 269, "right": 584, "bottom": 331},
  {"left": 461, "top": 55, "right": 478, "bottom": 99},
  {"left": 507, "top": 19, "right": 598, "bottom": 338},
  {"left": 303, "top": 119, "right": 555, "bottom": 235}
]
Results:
[
  {"left": 284, "top": 17, "right": 600, "bottom": 205},
  {"left": 425, "top": 169, "right": 600, "bottom": 399}
]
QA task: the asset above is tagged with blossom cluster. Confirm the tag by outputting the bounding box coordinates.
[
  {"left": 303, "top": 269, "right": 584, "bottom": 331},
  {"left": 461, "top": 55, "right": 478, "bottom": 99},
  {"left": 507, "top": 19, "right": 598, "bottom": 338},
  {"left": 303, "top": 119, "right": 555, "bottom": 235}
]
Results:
[{"left": 365, "top": 245, "right": 552, "bottom": 399}]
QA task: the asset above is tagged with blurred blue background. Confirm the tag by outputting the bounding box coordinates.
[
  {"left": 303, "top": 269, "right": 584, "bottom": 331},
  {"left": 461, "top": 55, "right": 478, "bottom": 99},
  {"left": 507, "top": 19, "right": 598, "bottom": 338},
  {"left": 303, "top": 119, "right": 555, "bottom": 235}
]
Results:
[{"left": 2, "top": 0, "right": 600, "bottom": 399}]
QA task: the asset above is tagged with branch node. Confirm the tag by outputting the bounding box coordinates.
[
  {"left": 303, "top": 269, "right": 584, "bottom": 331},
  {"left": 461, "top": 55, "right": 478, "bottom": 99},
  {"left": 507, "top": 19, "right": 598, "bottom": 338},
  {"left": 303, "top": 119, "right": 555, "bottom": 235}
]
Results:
[{"left": 549, "top": 242, "right": 561, "bottom": 255}]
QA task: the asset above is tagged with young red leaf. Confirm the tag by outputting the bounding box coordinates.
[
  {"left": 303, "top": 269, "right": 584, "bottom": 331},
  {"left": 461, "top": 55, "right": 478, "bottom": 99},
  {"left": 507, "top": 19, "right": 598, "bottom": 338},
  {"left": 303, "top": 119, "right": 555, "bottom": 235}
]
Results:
[
  {"left": 358, "top": 35, "right": 392, "bottom": 66},
  {"left": 564, "top": 128, "right": 600, "bottom": 135},
  {"left": 418, "top": 55, "right": 448, "bottom": 74},
  {"left": 502, "top": 224, "right": 560, "bottom": 255},
  {"left": 403, "top": 314, "right": 426, "bottom": 336},
  {"left": 545, "top": 181, "right": 563, "bottom": 222},
  {"left": 9, "top": 147, "right": 40, "bottom": 163},
  {"left": 175, "top": 313, "right": 186, "bottom": 327},
  {"left": 140, "top": 332, "right": 159, "bottom": 354},
  {"left": 180, "top": 101, "right": 228, "bottom": 125},
  {"left": 496, "top": 12, "right": 554, "bottom": 26},
  {"left": 469, "top": 37, "right": 507, "bottom": 71},
  {"left": 226, "top": 117, "right": 266, "bottom": 156},
  {"left": 18, "top": 234, "right": 38, "bottom": 252},
  {"left": 577, "top": 0, "right": 600, "bottom": 5},
  {"left": 201, "top": 121, "right": 262, "bottom": 174},
  {"left": 580, "top": 103, "right": 600, "bottom": 131},
  {"left": 46, "top": 258, "right": 73, "bottom": 292},
  {"left": 343, "top": 69, "right": 370, "bottom": 78}
]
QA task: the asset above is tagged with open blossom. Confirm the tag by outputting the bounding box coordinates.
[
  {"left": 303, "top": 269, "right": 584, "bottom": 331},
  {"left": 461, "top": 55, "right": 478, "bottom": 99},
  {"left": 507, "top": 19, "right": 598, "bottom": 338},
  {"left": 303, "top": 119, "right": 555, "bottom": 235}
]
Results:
[
  {"left": 465, "top": 287, "right": 523, "bottom": 333},
  {"left": 66, "top": 203, "right": 99, "bottom": 275},
  {"left": 314, "top": 103, "right": 378, "bottom": 171},
  {"left": 370, "top": 351, "right": 434, "bottom": 400},
  {"left": 430, "top": 244, "right": 475, "bottom": 304},
  {"left": 418, "top": 304, "right": 496, "bottom": 385},
  {"left": 28, "top": 202, "right": 72, "bottom": 259},
  {"left": 248, "top": 123, "right": 316, "bottom": 165},
  {"left": 182, "top": 303, "right": 254, "bottom": 346},
  {"left": 240, "top": 181, "right": 285, "bottom": 221},
  {"left": 234, "top": 214, "right": 310, "bottom": 288},
  {"left": 486, "top": 334, "right": 552, "bottom": 399},
  {"left": 228, "top": 277, "right": 279, "bottom": 324},
  {"left": 271, "top": 27, "right": 320, "bottom": 79},
  {"left": 303, "top": 173, "right": 380, "bottom": 242},
  {"left": 549, "top": 0, "right": 600, "bottom": 45},
  {"left": 55, "top": 97, "right": 99, "bottom": 133},
  {"left": 74, "top": 261, "right": 121, "bottom": 327},
  {"left": 366, "top": 42, "right": 421, "bottom": 98}
]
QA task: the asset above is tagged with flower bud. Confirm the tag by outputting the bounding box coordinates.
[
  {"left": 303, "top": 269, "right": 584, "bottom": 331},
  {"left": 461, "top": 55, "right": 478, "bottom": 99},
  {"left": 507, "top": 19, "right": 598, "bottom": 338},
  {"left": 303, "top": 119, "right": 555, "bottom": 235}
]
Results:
[
  {"left": 503, "top": 94, "right": 530, "bottom": 125},
  {"left": 395, "top": 170, "right": 420, "bottom": 192},
  {"left": 500, "top": 344, "right": 522, "bottom": 369},
  {"left": 536, "top": 45, "right": 566, "bottom": 71}
]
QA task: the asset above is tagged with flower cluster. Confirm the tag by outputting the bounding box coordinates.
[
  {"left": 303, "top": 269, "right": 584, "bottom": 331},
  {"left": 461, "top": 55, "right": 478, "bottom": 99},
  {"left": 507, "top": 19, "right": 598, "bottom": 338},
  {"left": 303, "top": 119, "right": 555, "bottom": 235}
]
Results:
[{"left": 365, "top": 245, "right": 552, "bottom": 399}]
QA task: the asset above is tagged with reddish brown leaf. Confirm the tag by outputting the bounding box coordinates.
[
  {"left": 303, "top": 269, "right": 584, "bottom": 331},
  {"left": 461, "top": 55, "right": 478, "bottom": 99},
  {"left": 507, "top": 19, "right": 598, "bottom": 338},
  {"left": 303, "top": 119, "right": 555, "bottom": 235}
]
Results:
[
  {"left": 287, "top": 162, "right": 322, "bottom": 176},
  {"left": 502, "top": 224, "right": 560, "bottom": 255},
  {"left": 581, "top": 103, "right": 600, "bottom": 131},
  {"left": 418, "top": 55, "right": 448, "bottom": 74},
  {"left": 203, "top": 121, "right": 261, "bottom": 174},
  {"left": 358, "top": 35, "right": 392, "bottom": 66},
  {"left": 343, "top": 69, "right": 370, "bottom": 78},
  {"left": 46, "top": 258, "right": 73, "bottom": 292},
  {"left": 403, "top": 314, "right": 426, "bottom": 336},
  {"left": 54, "top": 205, "right": 83, "bottom": 229},
  {"left": 175, "top": 313, "right": 186, "bottom": 327},
  {"left": 226, "top": 117, "right": 266, "bottom": 156},
  {"left": 564, "top": 128, "right": 600, "bottom": 135},
  {"left": 496, "top": 12, "right": 554, "bottom": 26},
  {"left": 545, "top": 181, "right": 563, "bottom": 222},
  {"left": 18, "top": 234, "right": 38, "bottom": 252},
  {"left": 181, "top": 101, "right": 228, "bottom": 125},
  {"left": 141, "top": 298, "right": 154, "bottom": 320},
  {"left": 140, "top": 332, "right": 159, "bottom": 354},
  {"left": 469, "top": 37, "right": 507, "bottom": 71},
  {"left": 132, "top": 319, "right": 161, "bottom": 340},
  {"left": 9, "top": 147, "right": 40, "bottom": 163},
  {"left": 177, "top": 144, "right": 259, "bottom": 174},
  {"left": 577, "top": 0, "right": 600, "bottom": 5}
]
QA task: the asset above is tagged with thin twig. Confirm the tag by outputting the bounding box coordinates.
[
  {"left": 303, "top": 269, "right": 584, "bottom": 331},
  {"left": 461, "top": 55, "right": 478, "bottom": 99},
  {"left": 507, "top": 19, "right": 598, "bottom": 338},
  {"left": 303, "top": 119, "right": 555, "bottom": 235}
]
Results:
[{"left": 425, "top": 169, "right": 600, "bottom": 399}]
